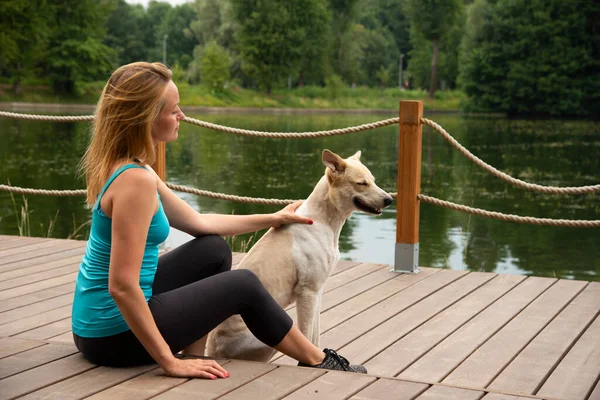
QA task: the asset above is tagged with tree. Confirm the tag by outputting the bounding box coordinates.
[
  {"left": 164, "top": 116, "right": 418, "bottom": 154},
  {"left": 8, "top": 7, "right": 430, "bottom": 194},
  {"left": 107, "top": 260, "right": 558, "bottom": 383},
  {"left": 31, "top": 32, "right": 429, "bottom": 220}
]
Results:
[
  {"left": 157, "top": 4, "right": 198, "bottom": 68},
  {"left": 459, "top": 0, "right": 600, "bottom": 117},
  {"left": 45, "top": 0, "right": 115, "bottom": 94},
  {"left": 200, "top": 41, "right": 232, "bottom": 92},
  {"left": 0, "top": 0, "right": 50, "bottom": 95},
  {"left": 104, "top": 0, "right": 148, "bottom": 65},
  {"left": 404, "top": 0, "right": 463, "bottom": 98},
  {"left": 231, "top": 0, "right": 330, "bottom": 93}
]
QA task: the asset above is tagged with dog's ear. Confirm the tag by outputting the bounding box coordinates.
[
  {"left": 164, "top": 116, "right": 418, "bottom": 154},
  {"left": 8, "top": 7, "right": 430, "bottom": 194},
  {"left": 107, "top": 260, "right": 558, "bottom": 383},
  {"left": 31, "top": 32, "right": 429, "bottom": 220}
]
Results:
[
  {"left": 348, "top": 150, "right": 361, "bottom": 161},
  {"left": 322, "top": 149, "right": 346, "bottom": 172}
]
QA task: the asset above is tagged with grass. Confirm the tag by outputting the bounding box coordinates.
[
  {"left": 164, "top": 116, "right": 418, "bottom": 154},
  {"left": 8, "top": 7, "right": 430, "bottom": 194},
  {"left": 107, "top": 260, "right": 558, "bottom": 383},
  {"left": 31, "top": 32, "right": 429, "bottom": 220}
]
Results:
[
  {"left": 7, "top": 190, "right": 90, "bottom": 239},
  {"left": 0, "top": 81, "right": 464, "bottom": 112}
]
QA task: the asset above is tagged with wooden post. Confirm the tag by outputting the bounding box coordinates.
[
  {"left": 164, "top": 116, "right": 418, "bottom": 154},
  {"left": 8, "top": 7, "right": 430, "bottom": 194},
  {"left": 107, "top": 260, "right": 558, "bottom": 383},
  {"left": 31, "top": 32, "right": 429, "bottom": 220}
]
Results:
[
  {"left": 152, "top": 142, "right": 166, "bottom": 181},
  {"left": 394, "top": 100, "right": 423, "bottom": 273}
]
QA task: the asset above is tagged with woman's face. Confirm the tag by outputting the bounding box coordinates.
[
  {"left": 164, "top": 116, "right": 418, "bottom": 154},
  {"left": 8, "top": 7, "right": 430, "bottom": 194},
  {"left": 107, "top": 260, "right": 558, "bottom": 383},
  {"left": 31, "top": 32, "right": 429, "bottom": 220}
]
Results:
[{"left": 152, "top": 80, "right": 185, "bottom": 143}]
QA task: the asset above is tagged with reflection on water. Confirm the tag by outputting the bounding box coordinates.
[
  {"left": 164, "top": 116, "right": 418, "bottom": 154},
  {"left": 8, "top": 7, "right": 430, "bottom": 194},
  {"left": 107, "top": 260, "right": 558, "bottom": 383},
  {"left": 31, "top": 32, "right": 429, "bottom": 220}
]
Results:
[{"left": 0, "top": 112, "right": 598, "bottom": 281}]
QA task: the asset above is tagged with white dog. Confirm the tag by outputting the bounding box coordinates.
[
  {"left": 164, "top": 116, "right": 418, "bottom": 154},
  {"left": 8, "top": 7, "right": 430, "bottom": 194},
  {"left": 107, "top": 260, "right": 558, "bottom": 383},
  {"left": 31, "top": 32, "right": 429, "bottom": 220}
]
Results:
[{"left": 206, "top": 149, "right": 393, "bottom": 361}]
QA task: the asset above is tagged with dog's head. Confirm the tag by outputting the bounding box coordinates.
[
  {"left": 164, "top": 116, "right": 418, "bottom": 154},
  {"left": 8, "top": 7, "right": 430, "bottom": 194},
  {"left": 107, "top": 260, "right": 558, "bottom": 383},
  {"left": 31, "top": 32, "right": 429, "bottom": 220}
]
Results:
[{"left": 322, "top": 149, "right": 393, "bottom": 215}]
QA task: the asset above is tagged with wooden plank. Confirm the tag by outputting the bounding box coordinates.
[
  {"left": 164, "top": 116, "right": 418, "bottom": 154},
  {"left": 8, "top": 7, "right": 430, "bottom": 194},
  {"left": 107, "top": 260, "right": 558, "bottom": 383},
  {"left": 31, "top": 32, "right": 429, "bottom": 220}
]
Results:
[
  {"left": 481, "top": 395, "right": 537, "bottom": 400},
  {"left": 0, "top": 337, "right": 45, "bottom": 360},
  {"left": 0, "top": 353, "right": 95, "bottom": 400},
  {"left": 395, "top": 277, "right": 555, "bottom": 383},
  {"left": 0, "top": 246, "right": 85, "bottom": 273},
  {"left": 442, "top": 279, "right": 587, "bottom": 388},
  {"left": 273, "top": 269, "right": 467, "bottom": 366},
  {"left": 322, "top": 263, "right": 385, "bottom": 294},
  {"left": 153, "top": 360, "right": 277, "bottom": 400},
  {"left": 537, "top": 307, "right": 600, "bottom": 400},
  {"left": 281, "top": 371, "right": 376, "bottom": 400},
  {"left": 18, "top": 364, "right": 157, "bottom": 400},
  {"left": 218, "top": 366, "right": 326, "bottom": 400},
  {"left": 15, "top": 316, "right": 72, "bottom": 340},
  {"left": 0, "top": 239, "right": 71, "bottom": 259},
  {"left": 365, "top": 274, "right": 525, "bottom": 376},
  {"left": 0, "top": 263, "right": 79, "bottom": 291},
  {"left": 46, "top": 331, "right": 74, "bottom": 344},
  {"left": 589, "top": 380, "right": 600, "bottom": 400},
  {"left": 415, "top": 386, "right": 484, "bottom": 400},
  {"left": 0, "top": 237, "right": 49, "bottom": 251},
  {"left": 0, "top": 343, "right": 78, "bottom": 379},
  {"left": 0, "top": 240, "right": 85, "bottom": 268},
  {"left": 349, "top": 378, "right": 428, "bottom": 400},
  {"left": 334, "top": 272, "right": 496, "bottom": 366},
  {"left": 0, "top": 282, "right": 74, "bottom": 313},
  {"left": 0, "top": 254, "right": 82, "bottom": 282},
  {"left": 270, "top": 267, "right": 440, "bottom": 364},
  {"left": 0, "top": 293, "right": 73, "bottom": 325},
  {"left": 319, "top": 267, "right": 441, "bottom": 333},
  {"left": 0, "top": 272, "right": 77, "bottom": 301},
  {"left": 331, "top": 260, "right": 363, "bottom": 276},
  {"left": 317, "top": 265, "right": 406, "bottom": 313},
  {"left": 489, "top": 282, "right": 600, "bottom": 395},
  {"left": 84, "top": 367, "right": 188, "bottom": 400},
  {"left": 284, "top": 264, "right": 398, "bottom": 321},
  {"left": 0, "top": 305, "right": 71, "bottom": 336}
]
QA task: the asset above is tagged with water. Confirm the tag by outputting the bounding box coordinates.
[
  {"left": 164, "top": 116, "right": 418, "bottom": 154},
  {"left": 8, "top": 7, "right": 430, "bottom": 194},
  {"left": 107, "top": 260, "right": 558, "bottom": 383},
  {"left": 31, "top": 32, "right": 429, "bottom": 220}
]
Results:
[{"left": 0, "top": 111, "right": 598, "bottom": 281}]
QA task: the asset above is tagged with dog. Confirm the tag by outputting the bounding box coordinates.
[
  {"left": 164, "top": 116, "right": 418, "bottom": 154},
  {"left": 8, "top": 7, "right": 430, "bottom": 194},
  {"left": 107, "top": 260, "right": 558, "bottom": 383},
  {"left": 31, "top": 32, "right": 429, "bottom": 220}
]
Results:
[{"left": 205, "top": 149, "right": 393, "bottom": 362}]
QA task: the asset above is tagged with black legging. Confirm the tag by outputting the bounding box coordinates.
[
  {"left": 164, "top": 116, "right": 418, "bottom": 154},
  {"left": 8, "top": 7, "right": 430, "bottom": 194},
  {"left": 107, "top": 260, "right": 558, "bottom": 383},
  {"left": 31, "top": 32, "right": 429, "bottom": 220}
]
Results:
[{"left": 73, "top": 235, "right": 293, "bottom": 367}]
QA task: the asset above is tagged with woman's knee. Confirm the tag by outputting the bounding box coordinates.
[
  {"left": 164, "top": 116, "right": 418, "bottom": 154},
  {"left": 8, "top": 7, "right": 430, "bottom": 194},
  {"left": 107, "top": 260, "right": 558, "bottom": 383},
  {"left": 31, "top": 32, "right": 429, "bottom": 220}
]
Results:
[
  {"left": 193, "top": 235, "right": 232, "bottom": 271},
  {"left": 230, "top": 269, "right": 263, "bottom": 292}
]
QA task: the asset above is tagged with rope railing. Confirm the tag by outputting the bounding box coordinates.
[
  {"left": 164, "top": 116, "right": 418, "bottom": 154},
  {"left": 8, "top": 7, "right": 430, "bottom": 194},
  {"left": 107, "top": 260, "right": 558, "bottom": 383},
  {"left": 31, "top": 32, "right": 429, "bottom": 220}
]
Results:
[
  {"left": 1, "top": 109, "right": 598, "bottom": 228},
  {"left": 1, "top": 183, "right": 598, "bottom": 228},
  {"left": 421, "top": 117, "right": 600, "bottom": 195}
]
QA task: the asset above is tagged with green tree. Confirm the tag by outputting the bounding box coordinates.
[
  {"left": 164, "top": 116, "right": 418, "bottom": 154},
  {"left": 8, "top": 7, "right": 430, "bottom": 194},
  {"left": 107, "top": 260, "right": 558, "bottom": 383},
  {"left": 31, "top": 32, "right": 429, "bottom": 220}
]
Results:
[
  {"left": 406, "top": 6, "right": 465, "bottom": 91},
  {"left": 200, "top": 41, "right": 232, "bottom": 92},
  {"left": 0, "top": 0, "right": 50, "bottom": 95},
  {"left": 404, "top": 0, "right": 463, "bottom": 98},
  {"left": 459, "top": 0, "right": 600, "bottom": 117},
  {"left": 104, "top": 0, "right": 148, "bottom": 65},
  {"left": 231, "top": 0, "right": 330, "bottom": 93},
  {"left": 157, "top": 4, "right": 198, "bottom": 68},
  {"left": 45, "top": 0, "right": 115, "bottom": 94}
]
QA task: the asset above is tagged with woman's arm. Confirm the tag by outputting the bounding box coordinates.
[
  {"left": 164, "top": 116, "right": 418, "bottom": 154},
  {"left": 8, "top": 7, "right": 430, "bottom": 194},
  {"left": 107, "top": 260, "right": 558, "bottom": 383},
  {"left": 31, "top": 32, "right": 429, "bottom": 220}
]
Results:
[
  {"left": 107, "top": 169, "right": 228, "bottom": 378},
  {"left": 151, "top": 169, "right": 312, "bottom": 237}
]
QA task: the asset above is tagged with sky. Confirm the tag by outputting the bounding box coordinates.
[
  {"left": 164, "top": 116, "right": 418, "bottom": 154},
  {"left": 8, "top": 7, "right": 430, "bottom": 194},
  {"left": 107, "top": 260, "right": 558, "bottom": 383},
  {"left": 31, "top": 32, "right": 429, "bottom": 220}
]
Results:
[{"left": 126, "top": 0, "right": 192, "bottom": 7}]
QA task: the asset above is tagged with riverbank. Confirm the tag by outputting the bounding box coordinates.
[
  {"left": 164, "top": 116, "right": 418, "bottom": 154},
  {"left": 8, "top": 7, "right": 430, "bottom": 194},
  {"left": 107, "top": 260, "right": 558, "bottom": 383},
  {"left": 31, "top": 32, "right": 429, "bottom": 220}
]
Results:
[{"left": 0, "top": 83, "right": 464, "bottom": 113}]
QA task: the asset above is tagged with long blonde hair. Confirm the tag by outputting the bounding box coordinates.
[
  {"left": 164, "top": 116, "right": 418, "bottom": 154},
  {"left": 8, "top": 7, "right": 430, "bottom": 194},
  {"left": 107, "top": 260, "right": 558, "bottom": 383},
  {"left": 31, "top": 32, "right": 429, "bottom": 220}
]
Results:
[{"left": 81, "top": 62, "right": 172, "bottom": 206}]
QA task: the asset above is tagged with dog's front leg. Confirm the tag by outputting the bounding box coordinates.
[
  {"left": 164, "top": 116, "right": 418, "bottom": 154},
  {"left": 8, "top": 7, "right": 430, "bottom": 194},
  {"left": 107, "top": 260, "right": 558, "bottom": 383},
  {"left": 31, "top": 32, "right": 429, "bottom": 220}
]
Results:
[{"left": 295, "top": 290, "right": 321, "bottom": 346}]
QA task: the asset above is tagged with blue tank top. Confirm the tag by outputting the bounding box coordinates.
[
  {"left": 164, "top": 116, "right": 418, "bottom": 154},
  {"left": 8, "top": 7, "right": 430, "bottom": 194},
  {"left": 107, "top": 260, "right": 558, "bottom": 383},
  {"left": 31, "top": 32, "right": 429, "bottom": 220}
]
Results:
[{"left": 72, "top": 164, "right": 170, "bottom": 338}]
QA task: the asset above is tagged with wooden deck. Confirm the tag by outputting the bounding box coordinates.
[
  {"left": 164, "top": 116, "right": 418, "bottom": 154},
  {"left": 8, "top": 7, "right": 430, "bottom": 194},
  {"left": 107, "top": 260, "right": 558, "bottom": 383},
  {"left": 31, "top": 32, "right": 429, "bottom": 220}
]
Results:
[{"left": 0, "top": 235, "right": 598, "bottom": 400}]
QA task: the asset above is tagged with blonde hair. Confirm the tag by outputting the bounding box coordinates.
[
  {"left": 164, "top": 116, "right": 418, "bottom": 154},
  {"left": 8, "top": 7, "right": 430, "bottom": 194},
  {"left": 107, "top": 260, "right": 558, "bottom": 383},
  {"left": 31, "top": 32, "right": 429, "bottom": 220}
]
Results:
[{"left": 81, "top": 62, "right": 173, "bottom": 206}]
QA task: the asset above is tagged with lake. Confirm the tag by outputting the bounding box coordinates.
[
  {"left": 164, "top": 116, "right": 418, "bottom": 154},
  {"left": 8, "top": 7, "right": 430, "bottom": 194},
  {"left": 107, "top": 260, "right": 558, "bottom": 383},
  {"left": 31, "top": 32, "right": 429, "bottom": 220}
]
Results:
[{"left": 0, "top": 110, "right": 598, "bottom": 281}]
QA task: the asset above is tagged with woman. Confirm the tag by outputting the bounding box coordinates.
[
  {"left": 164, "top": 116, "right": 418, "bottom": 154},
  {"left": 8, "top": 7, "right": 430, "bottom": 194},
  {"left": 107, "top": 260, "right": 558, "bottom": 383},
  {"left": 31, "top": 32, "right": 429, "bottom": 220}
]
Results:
[{"left": 72, "top": 62, "right": 367, "bottom": 379}]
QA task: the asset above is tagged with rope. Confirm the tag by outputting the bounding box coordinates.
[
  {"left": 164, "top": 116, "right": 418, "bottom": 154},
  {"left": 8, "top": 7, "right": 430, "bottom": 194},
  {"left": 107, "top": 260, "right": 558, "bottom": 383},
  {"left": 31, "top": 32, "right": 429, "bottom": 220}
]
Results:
[
  {"left": 0, "top": 111, "right": 94, "bottom": 122},
  {"left": 164, "top": 183, "right": 295, "bottom": 205},
  {"left": 0, "top": 110, "right": 398, "bottom": 138},
  {"left": 0, "top": 185, "right": 86, "bottom": 197},
  {"left": 421, "top": 117, "right": 600, "bottom": 195},
  {"left": 1, "top": 184, "right": 597, "bottom": 227},
  {"left": 418, "top": 194, "right": 600, "bottom": 228},
  {"left": 183, "top": 116, "right": 399, "bottom": 138}
]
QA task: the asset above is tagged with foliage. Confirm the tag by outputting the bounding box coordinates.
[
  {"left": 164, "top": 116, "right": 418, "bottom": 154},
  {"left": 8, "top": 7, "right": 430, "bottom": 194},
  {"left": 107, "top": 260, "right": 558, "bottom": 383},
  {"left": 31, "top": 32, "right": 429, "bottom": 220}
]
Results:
[
  {"left": 459, "top": 0, "right": 600, "bottom": 117},
  {"left": 404, "top": 0, "right": 463, "bottom": 98},
  {"left": 199, "top": 41, "right": 233, "bottom": 92},
  {"left": 231, "top": 0, "right": 330, "bottom": 93}
]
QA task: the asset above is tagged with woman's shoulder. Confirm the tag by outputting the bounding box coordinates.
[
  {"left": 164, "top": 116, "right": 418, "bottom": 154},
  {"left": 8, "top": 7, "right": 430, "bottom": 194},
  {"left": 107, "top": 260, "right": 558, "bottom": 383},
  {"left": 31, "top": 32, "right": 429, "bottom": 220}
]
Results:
[{"left": 109, "top": 163, "right": 158, "bottom": 193}]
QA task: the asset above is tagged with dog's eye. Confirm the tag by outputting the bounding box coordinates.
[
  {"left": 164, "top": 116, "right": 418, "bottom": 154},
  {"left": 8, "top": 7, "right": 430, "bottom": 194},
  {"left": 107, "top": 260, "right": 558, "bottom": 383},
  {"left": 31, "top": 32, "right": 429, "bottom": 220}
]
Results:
[{"left": 356, "top": 181, "right": 368, "bottom": 186}]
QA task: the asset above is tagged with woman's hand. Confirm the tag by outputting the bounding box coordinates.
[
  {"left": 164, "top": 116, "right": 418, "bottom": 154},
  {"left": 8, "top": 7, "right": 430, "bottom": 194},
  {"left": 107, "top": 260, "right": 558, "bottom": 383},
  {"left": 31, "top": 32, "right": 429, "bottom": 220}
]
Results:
[
  {"left": 162, "top": 357, "right": 230, "bottom": 379},
  {"left": 272, "top": 200, "right": 313, "bottom": 228}
]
